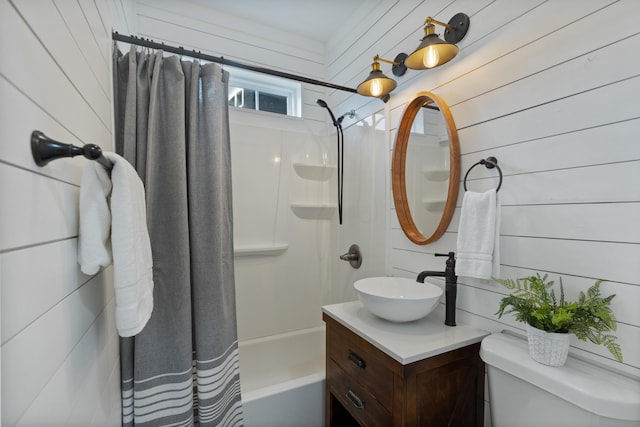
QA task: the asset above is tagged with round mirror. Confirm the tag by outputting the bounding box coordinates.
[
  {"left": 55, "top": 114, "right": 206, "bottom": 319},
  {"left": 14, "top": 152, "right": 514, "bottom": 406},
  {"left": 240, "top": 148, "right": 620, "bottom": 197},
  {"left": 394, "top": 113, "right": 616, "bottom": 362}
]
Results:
[{"left": 392, "top": 92, "right": 460, "bottom": 245}]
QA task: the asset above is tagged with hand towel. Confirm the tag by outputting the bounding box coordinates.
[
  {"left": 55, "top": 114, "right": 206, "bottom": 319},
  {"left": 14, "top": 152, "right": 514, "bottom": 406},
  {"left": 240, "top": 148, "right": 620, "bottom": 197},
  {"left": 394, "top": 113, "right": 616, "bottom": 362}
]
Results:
[
  {"left": 455, "top": 189, "right": 501, "bottom": 280},
  {"left": 78, "top": 152, "right": 154, "bottom": 337}
]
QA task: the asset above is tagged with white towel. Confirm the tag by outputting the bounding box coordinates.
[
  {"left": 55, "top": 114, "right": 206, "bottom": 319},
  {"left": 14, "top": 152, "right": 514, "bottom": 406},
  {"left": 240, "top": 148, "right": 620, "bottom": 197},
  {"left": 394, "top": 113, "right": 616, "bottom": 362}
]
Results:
[
  {"left": 455, "top": 189, "right": 501, "bottom": 280},
  {"left": 77, "top": 159, "right": 112, "bottom": 274},
  {"left": 78, "top": 152, "right": 154, "bottom": 337}
]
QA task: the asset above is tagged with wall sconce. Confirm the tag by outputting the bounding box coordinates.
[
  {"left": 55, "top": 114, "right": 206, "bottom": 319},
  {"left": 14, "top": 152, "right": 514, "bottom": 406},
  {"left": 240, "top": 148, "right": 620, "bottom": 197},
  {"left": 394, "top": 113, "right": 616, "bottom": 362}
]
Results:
[
  {"left": 356, "top": 13, "right": 469, "bottom": 101},
  {"left": 356, "top": 54, "right": 408, "bottom": 102},
  {"left": 405, "top": 13, "right": 470, "bottom": 69}
]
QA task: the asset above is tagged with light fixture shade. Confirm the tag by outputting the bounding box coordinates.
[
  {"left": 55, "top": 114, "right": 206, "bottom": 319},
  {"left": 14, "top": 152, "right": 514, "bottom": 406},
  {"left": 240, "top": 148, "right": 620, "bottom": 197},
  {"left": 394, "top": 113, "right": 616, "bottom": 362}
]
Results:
[
  {"left": 405, "top": 33, "right": 459, "bottom": 69},
  {"left": 357, "top": 64, "right": 397, "bottom": 98}
]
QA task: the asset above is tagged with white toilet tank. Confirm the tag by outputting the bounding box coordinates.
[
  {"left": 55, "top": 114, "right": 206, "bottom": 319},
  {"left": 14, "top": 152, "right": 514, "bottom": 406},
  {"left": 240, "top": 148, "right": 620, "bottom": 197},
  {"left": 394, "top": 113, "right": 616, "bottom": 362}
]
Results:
[{"left": 480, "top": 332, "right": 640, "bottom": 427}]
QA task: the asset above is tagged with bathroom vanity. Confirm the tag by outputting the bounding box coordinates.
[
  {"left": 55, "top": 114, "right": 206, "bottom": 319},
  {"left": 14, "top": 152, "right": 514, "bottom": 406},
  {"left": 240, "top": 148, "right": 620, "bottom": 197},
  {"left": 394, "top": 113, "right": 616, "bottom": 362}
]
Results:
[{"left": 322, "top": 301, "right": 489, "bottom": 427}]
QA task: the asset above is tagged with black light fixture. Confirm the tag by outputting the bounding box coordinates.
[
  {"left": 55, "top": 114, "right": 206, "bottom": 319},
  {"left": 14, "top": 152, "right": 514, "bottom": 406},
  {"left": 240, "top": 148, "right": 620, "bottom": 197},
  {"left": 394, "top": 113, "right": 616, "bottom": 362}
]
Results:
[
  {"left": 356, "top": 54, "right": 408, "bottom": 101},
  {"left": 404, "top": 13, "right": 470, "bottom": 69}
]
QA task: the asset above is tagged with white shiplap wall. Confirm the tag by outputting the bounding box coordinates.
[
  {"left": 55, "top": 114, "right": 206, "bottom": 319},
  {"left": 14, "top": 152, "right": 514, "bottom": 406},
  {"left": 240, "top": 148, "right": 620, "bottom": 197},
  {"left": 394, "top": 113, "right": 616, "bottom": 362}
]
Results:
[
  {"left": 327, "top": 0, "right": 640, "bottom": 379},
  {"left": 0, "top": 0, "right": 134, "bottom": 425}
]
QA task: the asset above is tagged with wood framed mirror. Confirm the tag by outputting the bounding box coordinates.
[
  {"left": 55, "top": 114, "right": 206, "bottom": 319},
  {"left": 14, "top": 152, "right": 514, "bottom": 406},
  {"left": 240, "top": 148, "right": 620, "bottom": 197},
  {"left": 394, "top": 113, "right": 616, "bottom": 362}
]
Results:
[{"left": 392, "top": 92, "right": 460, "bottom": 245}]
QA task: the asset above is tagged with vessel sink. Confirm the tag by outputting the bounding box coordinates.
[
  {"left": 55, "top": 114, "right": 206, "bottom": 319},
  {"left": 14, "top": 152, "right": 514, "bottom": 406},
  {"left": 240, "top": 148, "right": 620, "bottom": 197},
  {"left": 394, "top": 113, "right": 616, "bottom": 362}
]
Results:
[{"left": 354, "top": 277, "right": 443, "bottom": 322}]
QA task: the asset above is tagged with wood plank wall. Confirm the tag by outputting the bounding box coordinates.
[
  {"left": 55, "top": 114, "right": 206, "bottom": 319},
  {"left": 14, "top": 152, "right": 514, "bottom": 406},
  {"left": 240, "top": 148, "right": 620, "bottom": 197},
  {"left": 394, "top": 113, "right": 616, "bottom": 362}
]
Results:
[
  {"left": 327, "top": 0, "right": 640, "bottom": 379},
  {"left": 0, "top": 0, "right": 134, "bottom": 425}
]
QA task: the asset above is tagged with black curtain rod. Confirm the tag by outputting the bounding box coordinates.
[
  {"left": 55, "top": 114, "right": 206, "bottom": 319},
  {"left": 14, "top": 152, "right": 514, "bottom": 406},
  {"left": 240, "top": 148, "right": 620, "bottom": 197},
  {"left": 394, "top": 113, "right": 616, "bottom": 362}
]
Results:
[{"left": 112, "top": 32, "right": 357, "bottom": 94}]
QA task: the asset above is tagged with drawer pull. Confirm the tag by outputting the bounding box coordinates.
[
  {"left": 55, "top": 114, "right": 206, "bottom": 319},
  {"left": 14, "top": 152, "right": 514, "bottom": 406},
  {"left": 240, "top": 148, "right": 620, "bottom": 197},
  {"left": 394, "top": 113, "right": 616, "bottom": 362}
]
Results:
[
  {"left": 348, "top": 351, "right": 366, "bottom": 369},
  {"left": 346, "top": 389, "right": 365, "bottom": 410}
]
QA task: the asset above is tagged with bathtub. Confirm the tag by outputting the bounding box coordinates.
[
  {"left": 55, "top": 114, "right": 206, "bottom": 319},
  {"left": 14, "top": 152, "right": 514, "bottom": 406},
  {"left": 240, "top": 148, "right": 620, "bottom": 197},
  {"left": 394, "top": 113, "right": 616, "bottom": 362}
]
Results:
[{"left": 238, "top": 326, "right": 326, "bottom": 427}]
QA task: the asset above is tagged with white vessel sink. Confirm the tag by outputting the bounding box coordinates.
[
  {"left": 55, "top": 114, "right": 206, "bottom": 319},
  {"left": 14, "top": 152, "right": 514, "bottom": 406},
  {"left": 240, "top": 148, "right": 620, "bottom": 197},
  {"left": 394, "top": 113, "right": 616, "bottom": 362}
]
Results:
[{"left": 354, "top": 277, "right": 443, "bottom": 322}]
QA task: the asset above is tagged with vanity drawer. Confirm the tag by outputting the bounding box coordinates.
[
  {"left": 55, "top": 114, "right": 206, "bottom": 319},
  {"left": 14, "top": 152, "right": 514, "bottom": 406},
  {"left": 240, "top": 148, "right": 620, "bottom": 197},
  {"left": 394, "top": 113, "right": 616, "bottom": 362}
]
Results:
[
  {"left": 327, "top": 359, "right": 392, "bottom": 427},
  {"left": 326, "top": 320, "right": 394, "bottom": 410}
]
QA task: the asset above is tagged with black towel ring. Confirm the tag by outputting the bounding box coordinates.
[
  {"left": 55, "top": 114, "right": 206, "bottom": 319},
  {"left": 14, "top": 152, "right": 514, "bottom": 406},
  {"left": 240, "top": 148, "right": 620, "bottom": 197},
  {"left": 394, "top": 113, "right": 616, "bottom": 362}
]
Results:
[{"left": 463, "top": 156, "right": 503, "bottom": 192}]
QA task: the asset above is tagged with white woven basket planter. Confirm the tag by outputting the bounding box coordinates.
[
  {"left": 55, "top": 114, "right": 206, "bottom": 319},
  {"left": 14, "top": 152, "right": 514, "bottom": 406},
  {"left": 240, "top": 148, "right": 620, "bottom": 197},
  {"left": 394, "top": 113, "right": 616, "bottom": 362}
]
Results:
[{"left": 526, "top": 323, "right": 571, "bottom": 367}]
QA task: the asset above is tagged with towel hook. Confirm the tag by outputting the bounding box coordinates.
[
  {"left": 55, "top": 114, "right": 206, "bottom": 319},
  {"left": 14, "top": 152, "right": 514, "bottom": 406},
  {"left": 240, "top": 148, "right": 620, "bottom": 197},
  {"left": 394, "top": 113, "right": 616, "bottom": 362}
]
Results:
[
  {"left": 463, "top": 156, "right": 503, "bottom": 192},
  {"left": 30, "top": 130, "right": 112, "bottom": 170}
]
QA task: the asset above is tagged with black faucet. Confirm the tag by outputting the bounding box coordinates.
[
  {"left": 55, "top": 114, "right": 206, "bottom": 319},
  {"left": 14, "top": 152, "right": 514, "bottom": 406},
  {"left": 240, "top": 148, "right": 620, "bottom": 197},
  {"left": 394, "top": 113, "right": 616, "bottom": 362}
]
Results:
[{"left": 416, "top": 252, "right": 457, "bottom": 327}]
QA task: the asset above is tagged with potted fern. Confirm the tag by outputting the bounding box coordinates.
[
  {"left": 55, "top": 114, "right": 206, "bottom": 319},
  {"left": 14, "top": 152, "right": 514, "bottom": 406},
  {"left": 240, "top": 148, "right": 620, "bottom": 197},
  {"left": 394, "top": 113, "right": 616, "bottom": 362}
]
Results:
[{"left": 495, "top": 273, "right": 622, "bottom": 366}]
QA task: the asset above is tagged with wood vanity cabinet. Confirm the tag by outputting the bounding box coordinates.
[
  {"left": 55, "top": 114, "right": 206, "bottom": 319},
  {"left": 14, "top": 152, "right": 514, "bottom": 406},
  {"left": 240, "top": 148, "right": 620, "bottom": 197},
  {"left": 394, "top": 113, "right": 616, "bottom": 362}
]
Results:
[{"left": 323, "top": 314, "right": 485, "bottom": 427}]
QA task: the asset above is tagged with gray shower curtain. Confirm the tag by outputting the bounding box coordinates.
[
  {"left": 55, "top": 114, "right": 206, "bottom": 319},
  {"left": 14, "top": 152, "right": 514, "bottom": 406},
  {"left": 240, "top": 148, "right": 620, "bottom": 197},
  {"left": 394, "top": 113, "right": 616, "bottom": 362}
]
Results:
[{"left": 114, "top": 45, "right": 244, "bottom": 426}]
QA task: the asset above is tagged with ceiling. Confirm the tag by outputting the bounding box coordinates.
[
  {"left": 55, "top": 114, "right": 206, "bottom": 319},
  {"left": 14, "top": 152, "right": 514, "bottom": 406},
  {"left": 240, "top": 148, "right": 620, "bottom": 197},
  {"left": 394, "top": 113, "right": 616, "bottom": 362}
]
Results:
[{"left": 182, "top": 0, "right": 372, "bottom": 42}]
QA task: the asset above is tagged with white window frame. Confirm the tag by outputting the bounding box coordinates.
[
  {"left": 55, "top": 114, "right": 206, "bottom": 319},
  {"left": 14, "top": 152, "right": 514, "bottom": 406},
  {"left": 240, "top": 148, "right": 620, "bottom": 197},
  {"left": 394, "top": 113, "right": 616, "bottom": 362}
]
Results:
[{"left": 228, "top": 67, "right": 301, "bottom": 117}]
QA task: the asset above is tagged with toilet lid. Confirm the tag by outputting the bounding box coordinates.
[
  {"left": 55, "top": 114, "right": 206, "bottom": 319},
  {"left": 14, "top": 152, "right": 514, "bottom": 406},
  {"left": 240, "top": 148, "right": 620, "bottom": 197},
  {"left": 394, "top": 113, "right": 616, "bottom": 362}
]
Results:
[{"left": 480, "top": 332, "right": 640, "bottom": 421}]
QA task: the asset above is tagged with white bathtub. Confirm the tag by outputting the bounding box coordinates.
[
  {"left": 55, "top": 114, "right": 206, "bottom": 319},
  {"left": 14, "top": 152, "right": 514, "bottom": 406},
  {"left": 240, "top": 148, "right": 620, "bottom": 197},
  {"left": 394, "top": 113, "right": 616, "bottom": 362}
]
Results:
[{"left": 238, "top": 326, "right": 326, "bottom": 427}]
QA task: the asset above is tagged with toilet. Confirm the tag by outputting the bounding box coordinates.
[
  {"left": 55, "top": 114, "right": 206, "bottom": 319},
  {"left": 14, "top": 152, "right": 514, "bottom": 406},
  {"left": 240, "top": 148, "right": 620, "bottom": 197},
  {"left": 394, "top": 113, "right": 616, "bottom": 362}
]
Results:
[{"left": 480, "top": 332, "right": 640, "bottom": 427}]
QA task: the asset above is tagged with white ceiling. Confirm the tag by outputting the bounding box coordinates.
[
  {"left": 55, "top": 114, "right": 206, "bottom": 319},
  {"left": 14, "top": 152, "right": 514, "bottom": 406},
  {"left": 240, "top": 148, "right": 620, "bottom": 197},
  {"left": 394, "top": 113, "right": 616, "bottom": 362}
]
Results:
[{"left": 182, "top": 0, "right": 372, "bottom": 42}]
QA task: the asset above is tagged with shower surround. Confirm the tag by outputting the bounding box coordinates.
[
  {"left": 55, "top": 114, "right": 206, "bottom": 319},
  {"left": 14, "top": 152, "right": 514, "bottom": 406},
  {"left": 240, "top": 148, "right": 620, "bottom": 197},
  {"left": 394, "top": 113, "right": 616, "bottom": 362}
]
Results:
[{"left": 230, "top": 112, "right": 388, "bottom": 342}]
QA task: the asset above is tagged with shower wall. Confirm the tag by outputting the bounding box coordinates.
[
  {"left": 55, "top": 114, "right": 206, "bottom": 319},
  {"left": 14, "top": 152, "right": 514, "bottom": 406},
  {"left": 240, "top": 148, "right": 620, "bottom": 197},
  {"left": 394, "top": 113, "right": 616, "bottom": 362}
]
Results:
[
  {"left": 329, "top": 112, "right": 388, "bottom": 303},
  {"left": 229, "top": 110, "right": 387, "bottom": 341},
  {"left": 230, "top": 114, "right": 334, "bottom": 340}
]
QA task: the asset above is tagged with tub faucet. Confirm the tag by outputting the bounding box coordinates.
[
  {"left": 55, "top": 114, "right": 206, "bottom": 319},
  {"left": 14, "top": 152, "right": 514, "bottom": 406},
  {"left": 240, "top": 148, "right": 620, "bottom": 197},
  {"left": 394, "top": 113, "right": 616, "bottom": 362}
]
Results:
[{"left": 416, "top": 252, "right": 457, "bottom": 327}]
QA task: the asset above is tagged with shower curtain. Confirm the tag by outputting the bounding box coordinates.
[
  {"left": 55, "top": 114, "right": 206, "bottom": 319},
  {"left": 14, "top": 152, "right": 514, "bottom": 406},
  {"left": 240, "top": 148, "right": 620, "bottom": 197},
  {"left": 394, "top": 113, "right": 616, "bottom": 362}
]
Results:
[{"left": 114, "top": 45, "right": 244, "bottom": 426}]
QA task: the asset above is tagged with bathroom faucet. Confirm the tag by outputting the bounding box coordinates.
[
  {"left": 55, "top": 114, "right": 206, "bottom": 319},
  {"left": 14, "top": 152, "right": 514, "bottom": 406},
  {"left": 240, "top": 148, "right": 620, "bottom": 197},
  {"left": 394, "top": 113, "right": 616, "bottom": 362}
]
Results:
[{"left": 416, "top": 252, "right": 457, "bottom": 327}]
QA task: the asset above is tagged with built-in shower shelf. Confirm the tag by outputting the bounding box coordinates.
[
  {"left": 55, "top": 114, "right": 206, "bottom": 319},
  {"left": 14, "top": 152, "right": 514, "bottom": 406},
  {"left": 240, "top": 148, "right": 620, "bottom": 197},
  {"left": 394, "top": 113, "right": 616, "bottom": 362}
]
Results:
[
  {"left": 422, "top": 198, "right": 446, "bottom": 212},
  {"left": 234, "top": 243, "right": 289, "bottom": 257},
  {"left": 293, "top": 163, "right": 336, "bottom": 181},
  {"left": 290, "top": 203, "right": 336, "bottom": 219},
  {"left": 422, "top": 168, "right": 449, "bottom": 181}
]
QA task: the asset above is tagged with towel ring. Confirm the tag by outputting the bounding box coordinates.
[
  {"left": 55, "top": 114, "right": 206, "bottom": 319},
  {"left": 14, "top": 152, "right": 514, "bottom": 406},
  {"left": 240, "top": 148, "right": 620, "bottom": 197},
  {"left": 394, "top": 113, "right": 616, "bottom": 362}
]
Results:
[{"left": 463, "top": 156, "right": 503, "bottom": 192}]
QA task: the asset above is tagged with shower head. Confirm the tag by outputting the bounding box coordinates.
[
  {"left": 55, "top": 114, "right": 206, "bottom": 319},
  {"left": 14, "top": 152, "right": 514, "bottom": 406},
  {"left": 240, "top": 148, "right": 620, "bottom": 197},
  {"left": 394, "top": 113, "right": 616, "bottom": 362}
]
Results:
[{"left": 316, "top": 98, "right": 339, "bottom": 127}]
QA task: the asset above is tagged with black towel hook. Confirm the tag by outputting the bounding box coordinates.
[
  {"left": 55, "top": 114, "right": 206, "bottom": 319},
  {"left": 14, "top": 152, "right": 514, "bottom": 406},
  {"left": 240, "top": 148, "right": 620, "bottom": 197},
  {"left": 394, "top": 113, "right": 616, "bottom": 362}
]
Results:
[
  {"left": 463, "top": 156, "right": 503, "bottom": 192},
  {"left": 30, "top": 130, "right": 112, "bottom": 170}
]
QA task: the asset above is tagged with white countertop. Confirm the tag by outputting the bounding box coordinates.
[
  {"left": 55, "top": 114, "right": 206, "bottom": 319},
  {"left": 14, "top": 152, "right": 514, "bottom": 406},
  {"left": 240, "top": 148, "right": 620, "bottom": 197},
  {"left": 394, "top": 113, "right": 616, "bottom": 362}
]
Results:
[{"left": 322, "top": 300, "right": 490, "bottom": 365}]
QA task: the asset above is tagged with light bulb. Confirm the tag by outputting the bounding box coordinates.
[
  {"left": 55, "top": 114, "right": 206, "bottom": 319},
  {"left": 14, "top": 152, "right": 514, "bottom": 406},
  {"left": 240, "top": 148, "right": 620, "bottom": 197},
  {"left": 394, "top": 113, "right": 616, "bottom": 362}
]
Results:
[
  {"left": 370, "top": 79, "right": 383, "bottom": 97},
  {"left": 423, "top": 47, "right": 440, "bottom": 68}
]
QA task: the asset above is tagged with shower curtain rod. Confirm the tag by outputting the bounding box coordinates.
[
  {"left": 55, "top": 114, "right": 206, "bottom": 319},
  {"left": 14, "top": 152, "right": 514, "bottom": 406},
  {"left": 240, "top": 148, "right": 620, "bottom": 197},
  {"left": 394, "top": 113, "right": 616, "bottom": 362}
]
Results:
[{"left": 112, "top": 32, "right": 357, "bottom": 94}]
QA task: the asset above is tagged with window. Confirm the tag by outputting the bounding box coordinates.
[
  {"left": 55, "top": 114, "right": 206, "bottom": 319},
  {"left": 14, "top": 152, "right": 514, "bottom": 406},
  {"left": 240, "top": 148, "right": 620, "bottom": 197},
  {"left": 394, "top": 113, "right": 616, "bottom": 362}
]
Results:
[{"left": 228, "top": 68, "right": 301, "bottom": 117}]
